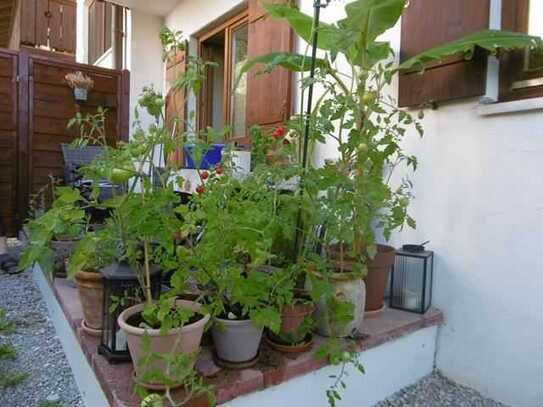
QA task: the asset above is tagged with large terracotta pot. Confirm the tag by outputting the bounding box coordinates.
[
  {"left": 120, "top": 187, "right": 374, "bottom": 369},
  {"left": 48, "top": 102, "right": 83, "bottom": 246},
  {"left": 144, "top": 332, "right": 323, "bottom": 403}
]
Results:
[
  {"left": 118, "top": 300, "right": 210, "bottom": 387},
  {"left": 311, "top": 272, "right": 366, "bottom": 338},
  {"left": 74, "top": 270, "right": 103, "bottom": 336},
  {"left": 365, "top": 245, "right": 396, "bottom": 312}
]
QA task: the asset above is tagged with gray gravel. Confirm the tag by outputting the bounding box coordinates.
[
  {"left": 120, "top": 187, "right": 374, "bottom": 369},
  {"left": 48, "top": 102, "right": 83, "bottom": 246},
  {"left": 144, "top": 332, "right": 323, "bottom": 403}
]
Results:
[
  {"left": 375, "top": 371, "right": 508, "bottom": 407},
  {"left": 0, "top": 240, "right": 83, "bottom": 407}
]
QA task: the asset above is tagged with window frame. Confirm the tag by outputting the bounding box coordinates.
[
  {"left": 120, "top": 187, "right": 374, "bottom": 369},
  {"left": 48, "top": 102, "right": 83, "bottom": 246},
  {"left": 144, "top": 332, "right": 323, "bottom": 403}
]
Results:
[
  {"left": 196, "top": 9, "right": 249, "bottom": 140},
  {"left": 500, "top": 0, "right": 543, "bottom": 101}
]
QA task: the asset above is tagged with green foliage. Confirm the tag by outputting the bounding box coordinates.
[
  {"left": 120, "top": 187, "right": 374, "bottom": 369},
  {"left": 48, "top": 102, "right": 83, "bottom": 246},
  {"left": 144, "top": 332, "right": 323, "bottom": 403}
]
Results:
[
  {"left": 0, "top": 344, "right": 17, "bottom": 360},
  {"left": 0, "top": 308, "right": 15, "bottom": 334},
  {"left": 176, "top": 162, "right": 302, "bottom": 332},
  {"left": 0, "top": 371, "right": 29, "bottom": 389},
  {"left": 67, "top": 107, "right": 109, "bottom": 147},
  {"left": 0, "top": 309, "right": 28, "bottom": 390},
  {"left": 400, "top": 30, "right": 542, "bottom": 71},
  {"left": 18, "top": 187, "right": 87, "bottom": 274},
  {"left": 67, "top": 226, "right": 117, "bottom": 279}
]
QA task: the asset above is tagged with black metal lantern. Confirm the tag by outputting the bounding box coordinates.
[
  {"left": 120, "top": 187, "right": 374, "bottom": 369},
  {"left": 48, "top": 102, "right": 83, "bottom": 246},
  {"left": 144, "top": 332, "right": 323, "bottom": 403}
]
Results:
[
  {"left": 98, "top": 262, "right": 162, "bottom": 363},
  {"left": 389, "top": 245, "right": 434, "bottom": 314}
]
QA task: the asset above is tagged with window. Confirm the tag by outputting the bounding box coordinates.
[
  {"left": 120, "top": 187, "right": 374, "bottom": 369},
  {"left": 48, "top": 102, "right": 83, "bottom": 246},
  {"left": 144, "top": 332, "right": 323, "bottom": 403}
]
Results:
[
  {"left": 500, "top": 0, "right": 543, "bottom": 101},
  {"left": 197, "top": 11, "right": 249, "bottom": 142}
]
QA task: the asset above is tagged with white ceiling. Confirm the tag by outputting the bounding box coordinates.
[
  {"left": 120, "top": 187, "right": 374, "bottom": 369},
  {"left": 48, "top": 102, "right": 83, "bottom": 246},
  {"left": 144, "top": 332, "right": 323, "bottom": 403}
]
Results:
[{"left": 110, "top": 0, "right": 180, "bottom": 16}]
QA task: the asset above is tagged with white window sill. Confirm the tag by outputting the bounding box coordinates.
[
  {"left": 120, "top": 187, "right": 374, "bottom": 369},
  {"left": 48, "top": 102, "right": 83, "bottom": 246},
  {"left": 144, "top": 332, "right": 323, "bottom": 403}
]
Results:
[{"left": 477, "top": 97, "right": 543, "bottom": 116}]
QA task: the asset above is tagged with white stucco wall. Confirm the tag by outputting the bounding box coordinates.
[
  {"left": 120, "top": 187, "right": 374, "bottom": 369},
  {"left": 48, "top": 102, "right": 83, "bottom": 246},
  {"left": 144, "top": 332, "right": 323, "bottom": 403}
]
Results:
[
  {"left": 128, "top": 10, "right": 164, "bottom": 136},
  {"left": 226, "top": 326, "right": 437, "bottom": 407}
]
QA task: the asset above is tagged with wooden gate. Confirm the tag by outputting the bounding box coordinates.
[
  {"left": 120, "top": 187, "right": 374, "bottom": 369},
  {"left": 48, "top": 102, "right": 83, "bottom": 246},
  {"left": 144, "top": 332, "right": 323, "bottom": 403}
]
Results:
[
  {"left": 0, "top": 49, "right": 130, "bottom": 236},
  {"left": 0, "top": 49, "right": 18, "bottom": 237}
]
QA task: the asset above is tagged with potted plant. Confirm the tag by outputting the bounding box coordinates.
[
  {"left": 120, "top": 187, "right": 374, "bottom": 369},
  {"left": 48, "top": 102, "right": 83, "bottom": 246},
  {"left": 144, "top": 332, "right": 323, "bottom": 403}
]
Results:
[
  {"left": 65, "top": 71, "right": 94, "bottom": 102},
  {"left": 176, "top": 163, "right": 287, "bottom": 366},
  {"left": 18, "top": 187, "right": 87, "bottom": 278},
  {"left": 72, "top": 87, "right": 212, "bottom": 391},
  {"left": 67, "top": 227, "right": 116, "bottom": 336}
]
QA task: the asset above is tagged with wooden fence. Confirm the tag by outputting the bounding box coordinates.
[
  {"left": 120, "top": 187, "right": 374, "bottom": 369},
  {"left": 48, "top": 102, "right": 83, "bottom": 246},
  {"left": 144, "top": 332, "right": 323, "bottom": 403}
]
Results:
[{"left": 0, "top": 48, "right": 130, "bottom": 236}]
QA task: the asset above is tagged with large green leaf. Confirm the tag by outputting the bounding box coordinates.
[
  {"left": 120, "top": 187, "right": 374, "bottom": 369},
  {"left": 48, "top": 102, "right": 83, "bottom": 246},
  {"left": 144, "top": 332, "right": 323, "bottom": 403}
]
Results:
[
  {"left": 263, "top": 3, "right": 341, "bottom": 51},
  {"left": 400, "top": 30, "right": 542, "bottom": 71},
  {"left": 340, "top": 0, "right": 407, "bottom": 45},
  {"left": 235, "top": 52, "right": 329, "bottom": 89}
]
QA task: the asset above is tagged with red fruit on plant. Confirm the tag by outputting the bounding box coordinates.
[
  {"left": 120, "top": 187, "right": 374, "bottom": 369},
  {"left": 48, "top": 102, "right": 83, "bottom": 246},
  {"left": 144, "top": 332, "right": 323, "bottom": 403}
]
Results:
[
  {"left": 201, "top": 171, "right": 209, "bottom": 180},
  {"left": 272, "top": 126, "right": 286, "bottom": 139},
  {"left": 196, "top": 185, "right": 205, "bottom": 195}
]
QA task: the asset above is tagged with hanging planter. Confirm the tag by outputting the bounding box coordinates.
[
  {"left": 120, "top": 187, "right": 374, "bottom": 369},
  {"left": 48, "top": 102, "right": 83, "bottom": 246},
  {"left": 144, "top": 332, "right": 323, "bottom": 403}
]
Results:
[{"left": 65, "top": 71, "right": 94, "bottom": 102}]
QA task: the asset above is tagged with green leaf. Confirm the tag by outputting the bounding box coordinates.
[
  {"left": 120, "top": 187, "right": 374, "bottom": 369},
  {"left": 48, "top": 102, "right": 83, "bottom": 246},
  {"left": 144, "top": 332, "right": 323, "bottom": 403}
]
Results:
[
  {"left": 263, "top": 3, "right": 340, "bottom": 51},
  {"left": 400, "top": 30, "right": 542, "bottom": 71},
  {"left": 341, "top": 0, "right": 407, "bottom": 44},
  {"left": 236, "top": 52, "right": 329, "bottom": 89}
]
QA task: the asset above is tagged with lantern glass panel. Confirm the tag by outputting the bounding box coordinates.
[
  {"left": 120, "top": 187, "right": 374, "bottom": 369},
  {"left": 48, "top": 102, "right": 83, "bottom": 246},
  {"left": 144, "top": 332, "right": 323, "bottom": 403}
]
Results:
[
  {"left": 390, "top": 250, "right": 433, "bottom": 314},
  {"left": 98, "top": 263, "right": 161, "bottom": 363}
]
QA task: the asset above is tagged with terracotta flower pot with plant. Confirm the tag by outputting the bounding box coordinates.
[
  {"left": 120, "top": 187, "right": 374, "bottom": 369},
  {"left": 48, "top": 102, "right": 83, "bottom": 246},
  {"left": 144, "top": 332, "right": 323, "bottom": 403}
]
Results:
[
  {"left": 118, "top": 300, "right": 210, "bottom": 388},
  {"left": 18, "top": 187, "right": 86, "bottom": 278},
  {"left": 68, "top": 228, "right": 117, "bottom": 337},
  {"left": 365, "top": 245, "right": 396, "bottom": 314},
  {"left": 266, "top": 298, "right": 315, "bottom": 353},
  {"left": 75, "top": 270, "right": 104, "bottom": 336}
]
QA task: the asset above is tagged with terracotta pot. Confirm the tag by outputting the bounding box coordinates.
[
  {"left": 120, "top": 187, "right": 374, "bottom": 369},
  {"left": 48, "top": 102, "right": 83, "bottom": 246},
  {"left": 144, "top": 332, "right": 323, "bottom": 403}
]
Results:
[
  {"left": 212, "top": 317, "right": 263, "bottom": 365},
  {"left": 310, "top": 272, "right": 366, "bottom": 338},
  {"left": 265, "top": 333, "right": 313, "bottom": 354},
  {"left": 280, "top": 302, "right": 314, "bottom": 337},
  {"left": 365, "top": 245, "right": 396, "bottom": 312},
  {"left": 74, "top": 270, "right": 103, "bottom": 336},
  {"left": 118, "top": 300, "right": 210, "bottom": 386}
]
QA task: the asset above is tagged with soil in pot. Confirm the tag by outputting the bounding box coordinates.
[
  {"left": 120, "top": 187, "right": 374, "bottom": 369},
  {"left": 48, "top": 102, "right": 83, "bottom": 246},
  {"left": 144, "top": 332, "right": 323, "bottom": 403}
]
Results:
[
  {"left": 212, "top": 317, "right": 263, "bottom": 367},
  {"left": 365, "top": 245, "right": 395, "bottom": 312},
  {"left": 118, "top": 300, "right": 210, "bottom": 388},
  {"left": 74, "top": 270, "right": 103, "bottom": 336}
]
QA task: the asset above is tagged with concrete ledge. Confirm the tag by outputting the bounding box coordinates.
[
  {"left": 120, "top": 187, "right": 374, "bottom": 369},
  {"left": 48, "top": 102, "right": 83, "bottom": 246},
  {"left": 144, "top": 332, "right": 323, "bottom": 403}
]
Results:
[{"left": 38, "top": 267, "right": 443, "bottom": 407}]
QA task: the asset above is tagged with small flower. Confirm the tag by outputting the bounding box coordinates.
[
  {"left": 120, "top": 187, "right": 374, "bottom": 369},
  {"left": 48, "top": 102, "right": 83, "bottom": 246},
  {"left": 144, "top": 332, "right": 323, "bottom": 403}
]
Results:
[
  {"left": 282, "top": 139, "right": 291, "bottom": 146},
  {"left": 201, "top": 171, "right": 209, "bottom": 180},
  {"left": 215, "top": 165, "right": 223, "bottom": 175},
  {"left": 272, "top": 126, "right": 286, "bottom": 140},
  {"left": 196, "top": 185, "right": 205, "bottom": 195}
]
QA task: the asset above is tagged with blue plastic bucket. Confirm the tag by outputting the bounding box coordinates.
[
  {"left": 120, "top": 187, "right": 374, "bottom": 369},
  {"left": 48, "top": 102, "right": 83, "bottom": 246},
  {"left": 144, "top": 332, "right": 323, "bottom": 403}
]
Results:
[{"left": 184, "top": 144, "right": 225, "bottom": 169}]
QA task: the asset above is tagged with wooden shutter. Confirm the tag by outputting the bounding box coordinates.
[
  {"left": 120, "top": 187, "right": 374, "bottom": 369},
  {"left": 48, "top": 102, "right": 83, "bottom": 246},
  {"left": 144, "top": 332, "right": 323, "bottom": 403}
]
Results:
[
  {"left": 20, "top": 0, "right": 36, "bottom": 46},
  {"left": 165, "top": 48, "right": 188, "bottom": 168},
  {"left": 47, "top": 0, "right": 76, "bottom": 53},
  {"left": 88, "top": 0, "right": 109, "bottom": 63},
  {"left": 245, "top": 0, "right": 293, "bottom": 142},
  {"left": 36, "top": 0, "right": 50, "bottom": 48},
  {"left": 398, "top": 0, "right": 490, "bottom": 107}
]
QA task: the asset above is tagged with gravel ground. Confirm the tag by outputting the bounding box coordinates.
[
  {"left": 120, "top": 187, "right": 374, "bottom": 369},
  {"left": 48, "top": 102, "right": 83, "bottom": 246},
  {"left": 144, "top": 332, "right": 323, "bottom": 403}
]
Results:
[
  {"left": 0, "top": 240, "right": 83, "bottom": 407},
  {"left": 375, "top": 371, "right": 508, "bottom": 407}
]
